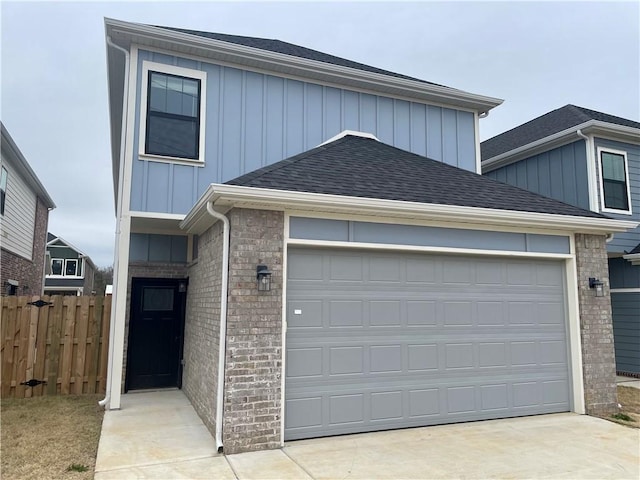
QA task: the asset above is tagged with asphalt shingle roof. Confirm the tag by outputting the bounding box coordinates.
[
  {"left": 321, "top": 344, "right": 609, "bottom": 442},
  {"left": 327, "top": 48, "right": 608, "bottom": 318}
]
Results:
[
  {"left": 154, "top": 26, "right": 443, "bottom": 87},
  {"left": 227, "top": 135, "right": 605, "bottom": 219},
  {"left": 481, "top": 105, "right": 640, "bottom": 161}
]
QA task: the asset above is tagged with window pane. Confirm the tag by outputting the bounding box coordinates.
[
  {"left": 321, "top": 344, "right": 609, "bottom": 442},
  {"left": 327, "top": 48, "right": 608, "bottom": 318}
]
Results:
[
  {"left": 602, "top": 153, "right": 626, "bottom": 181},
  {"left": 65, "top": 260, "right": 77, "bottom": 276},
  {"left": 51, "top": 259, "right": 63, "bottom": 275},
  {"left": 142, "top": 287, "right": 174, "bottom": 311},
  {"left": 147, "top": 114, "right": 198, "bottom": 158},
  {"left": 149, "top": 73, "right": 167, "bottom": 112},
  {"left": 145, "top": 71, "right": 200, "bottom": 159},
  {"left": 601, "top": 152, "right": 629, "bottom": 210},
  {"left": 603, "top": 180, "right": 629, "bottom": 210},
  {"left": 0, "top": 167, "right": 7, "bottom": 190}
]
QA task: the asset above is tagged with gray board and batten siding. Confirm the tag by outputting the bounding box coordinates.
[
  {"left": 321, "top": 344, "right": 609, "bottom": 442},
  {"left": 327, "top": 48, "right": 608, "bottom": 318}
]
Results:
[
  {"left": 609, "top": 257, "right": 640, "bottom": 375},
  {"left": 611, "top": 292, "right": 640, "bottom": 375},
  {"left": 130, "top": 49, "right": 477, "bottom": 214},
  {"left": 484, "top": 141, "right": 590, "bottom": 211},
  {"left": 593, "top": 138, "right": 640, "bottom": 254},
  {"left": 288, "top": 217, "right": 571, "bottom": 254},
  {"left": 285, "top": 247, "right": 571, "bottom": 440}
]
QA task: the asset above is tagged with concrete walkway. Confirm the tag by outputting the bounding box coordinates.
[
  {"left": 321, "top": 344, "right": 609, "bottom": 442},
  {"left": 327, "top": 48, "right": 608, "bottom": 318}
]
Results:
[
  {"left": 617, "top": 375, "right": 640, "bottom": 389},
  {"left": 95, "top": 390, "right": 640, "bottom": 479}
]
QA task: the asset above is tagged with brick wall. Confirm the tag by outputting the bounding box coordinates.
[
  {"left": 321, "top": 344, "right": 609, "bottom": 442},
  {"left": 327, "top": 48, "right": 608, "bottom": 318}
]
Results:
[
  {"left": 0, "top": 196, "right": 49, "bottom": 295},
  {"left": 222, "top": 208, "right": 284, "bottom": 454},
  {"left": 575, "top": 233, "right": 618, "bottom": 415},
  {"left": 183, "top": 221, "right": 223, "bottom": 436},
  {"left": 122, "top": 260, "right": 189, "bottom": 391}
]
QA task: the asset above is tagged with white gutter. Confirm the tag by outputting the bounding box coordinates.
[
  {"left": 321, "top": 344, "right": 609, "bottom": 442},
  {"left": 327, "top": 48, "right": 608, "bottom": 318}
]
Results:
[
  {"left": 205, "top": 201, "right": 230, "bottom": 452},
  {"left": 482, "top": 120, "right": 640, "bottom": 173},
  {"left": 576, "top": 129, "right": 599, "bottom": 212},
  {"left": 182, "top": 184, "right": 638, "bottom": 236},
  {"left": 100, "top": 36, "right": 130, "bottom": 409},
  {"left": 105, "top": 18, "right": 503, "bottom": 113}
]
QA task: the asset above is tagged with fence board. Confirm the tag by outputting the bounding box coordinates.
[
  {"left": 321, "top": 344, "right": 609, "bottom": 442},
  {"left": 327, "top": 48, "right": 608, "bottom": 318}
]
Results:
[
  {"left": 74, "top": 297, "right": 90, "bottom": 394},
  {"left": 1, "top": 296, "right": 111, "bottom": 399},
  {"left": 86, "top": 296, "right": 103, "bottom": 394},
  {"left": 47, "top": 297, "right": 64, "bottom": 395},
  {"left": 32, "top": 299, "right": 50, "bottom": 396}
]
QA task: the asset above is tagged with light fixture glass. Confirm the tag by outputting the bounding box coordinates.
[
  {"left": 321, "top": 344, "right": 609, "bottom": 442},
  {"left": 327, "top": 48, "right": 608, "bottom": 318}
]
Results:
[
  {"left": 589, "top": 277, "right": 605, "bottom": 297},
  {"left": 257, "top": 265, "right": 272, "bottom": 292}
]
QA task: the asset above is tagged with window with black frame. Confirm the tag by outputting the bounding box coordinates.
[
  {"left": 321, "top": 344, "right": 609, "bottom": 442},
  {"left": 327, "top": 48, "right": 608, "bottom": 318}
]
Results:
[
  {"left": 145, "top": 71, "right": 201, "bottom": 159},
  {"left": 0, "top": 167, "right": 7, "bottom": 215},
  {"left": 600, "top": 150, "right": 630, "bottom": 212}
]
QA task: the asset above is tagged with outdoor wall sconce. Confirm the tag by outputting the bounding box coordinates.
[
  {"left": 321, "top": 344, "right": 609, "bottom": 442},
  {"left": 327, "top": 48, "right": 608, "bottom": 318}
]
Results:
[
  {"left": 257, "top": 265, "right": 272, "bottom": 292},
  {"left": 589, "top": 277, "right": 605, "bottom": 297}
]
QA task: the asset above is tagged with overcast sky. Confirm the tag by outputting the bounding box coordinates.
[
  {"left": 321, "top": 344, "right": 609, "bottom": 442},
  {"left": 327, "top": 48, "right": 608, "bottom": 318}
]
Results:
[{"left": 2, "top": 1, "right": 638, "bottom": 267}]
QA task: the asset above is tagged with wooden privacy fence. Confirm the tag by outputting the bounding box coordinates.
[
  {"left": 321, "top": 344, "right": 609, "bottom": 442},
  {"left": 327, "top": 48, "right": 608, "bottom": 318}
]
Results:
[{"left": 1, "top": 295, "right": 111, "bottom": 398}]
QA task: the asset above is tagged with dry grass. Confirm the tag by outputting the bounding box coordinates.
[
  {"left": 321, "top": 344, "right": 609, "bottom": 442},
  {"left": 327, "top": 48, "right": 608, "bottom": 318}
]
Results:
[
  {"left": 1, "top": 395, "right": 104, "bottom": 480},
  {"left": 606, "top": 386, "right": 640, "bottom": 428}
]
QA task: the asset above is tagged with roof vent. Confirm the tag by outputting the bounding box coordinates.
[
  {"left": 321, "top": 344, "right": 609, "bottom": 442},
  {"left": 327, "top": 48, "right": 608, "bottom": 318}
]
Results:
[{"left": 318, "top": 130, "right": 379, "bottom": 147}]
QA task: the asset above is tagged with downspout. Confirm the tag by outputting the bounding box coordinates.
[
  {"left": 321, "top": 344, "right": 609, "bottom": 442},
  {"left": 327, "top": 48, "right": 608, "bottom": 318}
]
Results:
[
  {"left": 576, "top": 129, "right": 599, "bottom": 212},
  {"left": 206, "top": 200, "right": 230, "bottom": 452},
  {"left": 100, "top": 37, "right": 130, "bottom": 408}
]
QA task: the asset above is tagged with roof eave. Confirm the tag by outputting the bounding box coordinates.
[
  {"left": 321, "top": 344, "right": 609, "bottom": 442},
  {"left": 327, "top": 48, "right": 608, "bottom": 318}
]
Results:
[
  {"left": 104, "top": 19, "right": 503, "bottom": 114},
  {"left": 180, "top": 183, "right": 637, "bottom": 236},
  {"left": 622, "top": 252, "right": 640, "bottom": 266},
  {"left": 482, "top": 120, "right": 640, "bottom": 172},
  {"left": 0, "top": 123, "right": 56, "bottom": 209}
]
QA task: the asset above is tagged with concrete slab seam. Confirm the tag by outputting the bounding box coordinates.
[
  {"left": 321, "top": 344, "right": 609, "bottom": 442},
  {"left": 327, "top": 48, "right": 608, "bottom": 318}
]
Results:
[
  {"left": 95, "top": 454, "right": 223, "bottom": 473},
  {"left": 282, "top": 446, "right": 316, "bottom": 479}
]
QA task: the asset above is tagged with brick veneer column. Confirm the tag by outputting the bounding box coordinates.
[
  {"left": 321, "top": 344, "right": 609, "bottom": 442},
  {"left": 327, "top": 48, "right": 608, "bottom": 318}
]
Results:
[
  {"left": 574, "top": 233, "right": 617, "bottom": 415},
  {"left": 223, "top": 208, "right": 284, "bottom": 454},
  {"left": 183, "top": 221, "right": 224, "bottom": 435}
]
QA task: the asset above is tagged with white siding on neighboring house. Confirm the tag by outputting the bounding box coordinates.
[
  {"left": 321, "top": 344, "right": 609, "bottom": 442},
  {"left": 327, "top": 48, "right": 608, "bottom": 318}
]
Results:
[{"left": 0, "top": 154, "right": 36, "bottom": 260}]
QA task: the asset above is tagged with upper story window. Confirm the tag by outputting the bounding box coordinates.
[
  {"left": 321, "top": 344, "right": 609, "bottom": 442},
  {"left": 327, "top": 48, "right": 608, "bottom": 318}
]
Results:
[
  {"left": 139, "top": 62, "right": 207, "bottom": 164},
  {"left": 0, "top": 167, "right": 7, "bottom": 215},
  {"left": 50, "top": 258, "right": 82, "bottom": 277},
  {"left": 598, "top": 147, "right": 632, "bottom": 215}
]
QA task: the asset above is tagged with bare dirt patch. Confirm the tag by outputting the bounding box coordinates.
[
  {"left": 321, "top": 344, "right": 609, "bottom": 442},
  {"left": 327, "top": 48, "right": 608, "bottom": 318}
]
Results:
[
  {"left": 1, "top": 395, "right": 104, "bottom": 480},
  {"left": 606, "top": 386, "right": 640, "bottom": 428}
]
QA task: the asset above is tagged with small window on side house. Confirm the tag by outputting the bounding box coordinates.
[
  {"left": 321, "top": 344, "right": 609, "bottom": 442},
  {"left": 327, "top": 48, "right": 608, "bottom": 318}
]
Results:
[
  {"left": 0, "top": 167, "right": 7, "bottom": 215},
  {"left": 65, "top": 259, "right": 78, "bottom": 276},
  {"left": 140, "top": 62, "right": 207, "bottom": 163},
  {"left": 599, "top": 148, "right": 631, "bottom": 214},
  {"left": 51, "top": 259, "right": 63, "bottom": 275}
]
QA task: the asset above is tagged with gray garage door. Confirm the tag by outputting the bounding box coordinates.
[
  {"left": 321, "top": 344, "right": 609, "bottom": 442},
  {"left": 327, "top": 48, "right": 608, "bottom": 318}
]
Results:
[{"left": 285, "top": 248, "right": 571, "bottom": 440}]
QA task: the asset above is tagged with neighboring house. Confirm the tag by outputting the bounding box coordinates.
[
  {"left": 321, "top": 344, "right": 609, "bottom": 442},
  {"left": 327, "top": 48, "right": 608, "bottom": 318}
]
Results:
[
  {"left": 44, "top": 233, "right": 97, "bottom": 296},
  {"left": 481, "top": 105, "right": 640, "bottom": 377},
  {"left": 104, "top": 19, "right": 636, "bottom": 454},
  {"left": 0, "top": 122, "right": 55, "bottom": 296}
]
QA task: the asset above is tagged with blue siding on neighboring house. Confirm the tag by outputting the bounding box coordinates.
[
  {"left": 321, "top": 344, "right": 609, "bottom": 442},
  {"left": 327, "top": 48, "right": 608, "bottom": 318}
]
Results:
[
  {"left": 609, "top": 257, "right": 640, "bottom": 289},
  {"left": 611, "top": 292, "right": 640, "bottom": 374},
  {"left": 593, "top": 138, "right": 640, "bottom": 254},
  {"left": 485, "top": 141, "right": 590, "bottom": 211},
  {"left": 130, "top": 50, "right": 478, "bottom": 214}
]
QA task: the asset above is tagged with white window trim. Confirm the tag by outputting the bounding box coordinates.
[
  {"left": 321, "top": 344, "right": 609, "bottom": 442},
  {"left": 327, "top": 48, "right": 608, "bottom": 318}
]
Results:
[
  {"left": 597, "top": 147, "right": 632, "bottom": 215},
  {"left": 48, "top": 257, "right": 84, "bottom": 279},
  {"left": 138, "top": 61, "right": 207, "bottom": 165}
]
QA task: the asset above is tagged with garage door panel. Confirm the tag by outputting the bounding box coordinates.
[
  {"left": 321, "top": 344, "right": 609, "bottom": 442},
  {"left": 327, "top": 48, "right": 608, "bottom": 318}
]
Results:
[{"left": 285, "top": 248, "right": 570, "bottom": 440}]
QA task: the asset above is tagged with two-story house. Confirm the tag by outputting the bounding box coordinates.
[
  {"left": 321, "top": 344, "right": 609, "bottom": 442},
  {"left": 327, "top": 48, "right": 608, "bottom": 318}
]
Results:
[
  {"left": 0, "top": 122, "right": 55, "bottom": 296},
  {"left": 103, "top": 19, "right": 636, "bottom": 454},
  {"left": 44, "top": 233, "right": 96, "bottom": 296},
  {"left": 481, "top": 105, "right": 640, "bottom": 377}
]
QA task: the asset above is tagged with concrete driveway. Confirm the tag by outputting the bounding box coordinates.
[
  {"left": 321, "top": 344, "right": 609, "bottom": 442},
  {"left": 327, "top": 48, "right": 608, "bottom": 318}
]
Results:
[{"left": 95, "top": 390, "right": 639, "bottom": 479}]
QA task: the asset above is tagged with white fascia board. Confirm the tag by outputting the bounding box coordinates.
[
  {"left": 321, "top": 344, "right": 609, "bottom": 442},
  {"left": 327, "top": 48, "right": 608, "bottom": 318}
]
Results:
[
  {"left": 622, "top": 253, "right": 640, "bottom": 266},
  {"left": 482, "top": 120, "right": 640, "bottom": 173},
  {"left": 180, "top": 183, "right": 638, "bottom": 235},
  {"left": 104, "top": 18, "right": 503, "bottom": 113}
]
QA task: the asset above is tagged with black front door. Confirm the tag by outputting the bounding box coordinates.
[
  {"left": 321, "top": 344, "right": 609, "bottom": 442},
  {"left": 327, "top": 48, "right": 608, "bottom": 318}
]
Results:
[{"left": 126, "top": 278, "right": 186, "bottom": 391}]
